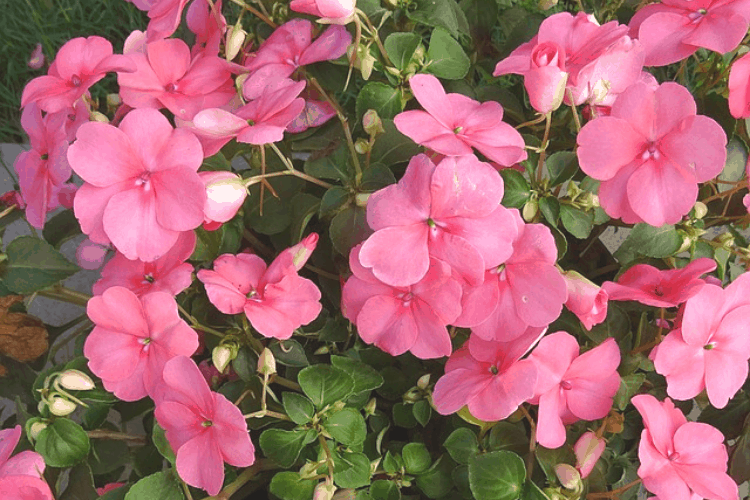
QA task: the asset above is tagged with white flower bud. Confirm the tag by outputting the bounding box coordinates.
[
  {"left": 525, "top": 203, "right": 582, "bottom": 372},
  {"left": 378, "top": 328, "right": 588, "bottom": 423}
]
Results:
[
  {"left": 693, "top": 201, "right": 708, "bottom": 219},
  {"left": 28, "top": 421, "right": 48, "bottom": 440},
  {"left": 417, "top": 374, "right": 430, "bottom": 390},
  {"left": 90, "top": 111, "right": 109, "bottom": 123},
  {"left": 257, "top": 348, "right": 277, "bottom": 376},
  {"left": 226, "top": 25, "right": 247, "bottom": 62},
  {"left": 314, "top": 482, "right": 336, "bottom": 500},
  {"left": 212, "top": 345, "right": 235, "bottom": 374},
  {"left": 58, "top": 369, "right": 95, "bottom": 391},
  {"left": 49, "top": 396, "right": 77, "bottom": 416}
]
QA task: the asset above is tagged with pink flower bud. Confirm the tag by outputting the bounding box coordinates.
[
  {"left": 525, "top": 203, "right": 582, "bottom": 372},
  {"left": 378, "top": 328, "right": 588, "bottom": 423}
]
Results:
[
  {"left": 199, "top": 171, "right": 247, "bottom": 225},
  {"left": 562, "top": 270, "right": 608, "bottom": 330},
  {"left": 28, "top": 43, "right": 45, "bottom": 69},
  {"left": 282, "top": 233, "right": 319, "bottom": 271},
  {"left": 289, "top": 0, "right": 355, "bottom": 24},
  {"left": 573, "top": 431, "right": 606, "bottom": 478},
  {"left": 0, "top": 190, "right": 26, "bottom": 209},
  {"left": 76, "top": 238, "right": 109, "bottom": 270},
  {"left": 524, "top": 42, "right": 568, "bottom": 114}
]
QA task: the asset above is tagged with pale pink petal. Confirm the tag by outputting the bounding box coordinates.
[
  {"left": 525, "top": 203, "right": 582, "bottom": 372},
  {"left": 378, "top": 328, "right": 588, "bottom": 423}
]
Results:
[
  {"left": 0, "top": 451, "right": 46, "bottom": 479},
  {"left": 565, "top": 338, "right": 620, "bottom": 381},
  {"left": 638, "top": 12, "right": 698, "bottom": 67},
  {"left": 212, "top": 393, "right": 255, "bottom": 466},
  {"left": 626, "top": 159, "right": 697, "bottom": 227},
  {"left": 176, "top": 431, "right": 224, "bottom": 496},
  {"left": 468, "top": 359, "right": 537, "bottom": 421},
  {"left": 705, "top": 350, "right": 748, "bottom": 409},
  {"left": 359, "top": 225, "right": 430, "bottom": 287},
  {"left": 193, "top": 108, "right": 248, "bottom": 138},
  {"left": 356, "top": 295, "right": 418, "bottom": 356},
  {"left": 394, "top": 112, "right": 471, "bottom": 156},
  {"left": 565, "top": 373, "right": 619, "bottom": 421},
  {"left": 653, "top": 330, "right": 706, "bottom": 401},
  {"left": 681, "top": 284, "right": 724, "bottom": 346},
  {"left": 597, "top": 160, "right": 642, "bottom": 224},
  {"left": 430, "top": 155, "right": 504, "bottom": 218},
  {"left": 660, "top": 115, "right": 727, "bottom": 182},
  {"left": 684, "top": 12, "right": 748, "bottom": 54},
  {"left": 653, "top": 82, "right": 697, "bottom": 139},
  {"left": 408, "top": 300, "right": 453, "bottom": 359},
  {"left": 471, "top": 281, "right": 528, "bottom": 342},
  {"left": 508, "top": 263, "right": 567, "bottom": 328},
  {"left": 529, "top": 331, "right": 579, "bottom": 395},
  {"left": 728, "top": 52, "right": 750, "bottom": 118},
  {"left": 162, "top": 356, "right": 215, "bottom": 415},
  {"left": 631, "top": 395, "right": 687, "bottom": 457},
  {"left": 86, "top": 286, "right": 149, "bottom": 335},
  {"left": 68, "top": 122, "right": 142, "bottom": 187},
  {"left": 577, "top": 117, "right": 644, "bottom": 181},
  {"left": 84, "top": 328, "right": 143, "bottom": 382},
  {"left": 429, "top": 231, "right": 486, "bottom": 286},
  {"left": 197, "top": 269, "right": 248, "bottom": 314},
  {"left": 365, "top": 154, "right": 433, "bottom": 230},
  {"left": 151, "top": 168, "right": 206, "bottom": 231},
  {"left": 536, "top": 388, "right": 567, "bottom": 448},
  {"left": 408, "top": 74, "right": 454, "bottom": 128},
  {"left": 0, "top": 427, "right": 21, "bottom": 465},
  {"left": 298, "top": 25, "right": 351, "bottom": 65},
  {"left": 443, "top": 207, "right": 517, "bottom": 270}
]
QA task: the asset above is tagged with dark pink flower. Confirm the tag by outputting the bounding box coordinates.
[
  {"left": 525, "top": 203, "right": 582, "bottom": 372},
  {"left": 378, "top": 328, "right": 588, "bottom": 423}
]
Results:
[
  {"left": 528, "top": 332, "right": 620, "bottom": 448},
  {"left": 68, "top": 108, "right": 206, "bottom": 262},
  {"left": 118, "top": 37, "right": 234, "bottom": 120},
  {"left": 728, "top": 52, "right": 750, "bottom": 119},
  {"left": 359, "top": 154, "right": 517, "bottom": 287},
  {"left": 342, "top": 244, "right": 462, "bottom": 359},
  {"left": 494, "top": 12, "right": 644, "bottom": 107},
  {"left": 84, "top": 287, "right": 199, "bottom": 401},
  {"left": 629, "top": 0, "right": 750, "bottom": 67},
  {"left": 577, "top": 81, "right": 726, "bottom": 226},
  {"left": 93, "top": 231, "right": 196, "bottom": 297},
  {"left": 632, "top": 394, "right": 738, "bottom": 500},
  {"left": 21, "top": 36, "right": 135, "bottom": 113},
  {"left": 155, "top": 356, "right": 255, "bottom": 496},
  {"left": 289, "top": 0, "right": 355, "bottom": 24},
  {"left": 197, "top": 250, "right": 322, "bottom": 340},
  {"left": 653, "top": 273, "right": 750, "bottom": 408},
  {"left": 563, "top": 270, "right": 608, "bottom": 330},
  {"left": 602, "top": 258, "right": 716, "bottom": 308},
  {"left": 468, "top": 210, "right": 567, "bottom": 341},
  {"left": 394, "top": 75, "right": 526, "bottom": 166},
  {"left": 432, "top": 328, "right": 544, "bottom": 421},
  {"left": 187, "top": 0, "right": 226, "bottom": 56}
]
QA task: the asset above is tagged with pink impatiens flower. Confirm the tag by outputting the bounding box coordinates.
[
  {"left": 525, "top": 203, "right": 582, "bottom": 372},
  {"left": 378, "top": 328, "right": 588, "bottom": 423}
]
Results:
[
  {"left": 21, "top": 36, "right": 135, "bottom": 113},
  {"left": 197, "top": 248, "right": 322, "bottom": 340},
  {"left": 432, "top": 328, "right": 544, "bottom": 421},
  {"left": 562, "top": 270, "right": 608, "bottom": 330},
  {"left": 728, "top": 52, "right": 750, "bottom": 119},
  {"left": 84, "top": 287, "right": 199, "bottom": 401},
  {"left": 602, "top": 257, "right": 716, "bottom": 308},
  {"left": 493, "top": 12, "right": 644, "bottom": 107},
  {"left": 0, "top": 426, "right": 53, "bottom": 500},
  {"left": 652, "top": 273, "right": 750, "bottom": 408},
  {"left": 68, "top": 108, "right": 206, "bottom": 262},
  {"left": 358, "top": 154, "right": 517, "bottom": 287},
  {"left": 92, "top": 231, "right": 196, "bottom": 297},
  {"left": 528, "top": 332, "right": 620, "bottom": 449},
  {"left": 394, "top": 75, "right": 526, "bottom": 166},
  {"left": 118, "top": 37, "right": 234, "bottom": 120},
  {"left": 629, "top": 0, "right": 750, "bottom": 67},
  {"left": 290, "top": 0, "right": 355, "bottom": 24},
  {"left": 342, "top": 244, "right": 462, "bottom": 359},
  {"left": 155, "top": 356, "right": 255, "bottom": 496},
  {"left": 198, "top": 171, "right": 248, "bottom": 230},
  {"left": 577, "top": 81, "right": 727, "bottom": 226},
  {"left": 632, "top": 394, "right": 738, "bottom": 500},
  {"left": 574, "top": 431, "right": 606, "bottom": 479}
]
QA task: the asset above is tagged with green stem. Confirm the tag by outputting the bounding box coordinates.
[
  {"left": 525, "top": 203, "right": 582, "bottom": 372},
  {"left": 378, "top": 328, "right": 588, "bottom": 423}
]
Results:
[
  {"left": 267, "top": 143, "right": 333, "bottom": 189},
  {"left": 87, "top": 430, "right": 146, "bottom": 445},
  {"left": 177, "top": 304, "right": 225, "bottom": 338},
  {"left": 37, "top": 286, "right": 91, "bottom": 307}
]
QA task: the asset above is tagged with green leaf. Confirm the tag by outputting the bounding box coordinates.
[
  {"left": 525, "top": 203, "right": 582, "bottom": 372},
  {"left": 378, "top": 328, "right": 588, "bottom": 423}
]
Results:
[
  {"left": 329, "top": 206, "right": 372, "bottom": 256},
  {"left": 719, "top": 137, "right": 747, "bottom": 191},
  {"left": 545, "top": 152, "right": 578, "bottom": 186},
  {"left": 43, "top": 211, "right": 81, "bottom": 249},
  {"left": 89, "top": 438, "right": 129, "bottom": 475},
  {"left": 699, "top": 391, "right": 750, "bottom": 439},
  {"left": 324, "top": 407, "right": 367, "bottom": 446},
  {"left": 487, "top": 422, "right": 528, "bottom": 456},
  {"left": 369, "top": 120, "right": 421, "bottom": 166},
  {"left": 413, "top": 399, "right": 432, "bottom": 427},
  {"left": 444, "top": 428, "right": 479, "bottom": 465},
  {"left": 360, "top": 164, "right": 397, "bottom": 192},
  {"left": 304, "top": 144, "right": 352, "bottom": 182},
  {"left": 425, "top": 27, "right": 470, "bottom": 80},
  {"left": 500, "top": 170, "right": 531, "bottom": 208},
  {"left": 232, "top": 347, "right": 259, "bottom": 382},
  {"left": 59, "top": 463, "right": 97, "bottom": 500},
  {"left": 320, "top": 187, "right": 351, "bottom": 218},
  {"left": 124, "top": 471, "right": 184, "bottom": 500},
  {"left": 730, "top": 425, "right": 750, "bottom": 484},
  {"left": 415, "top": 455, "right": 455, "bottom": 499},
  {"left": 269, "top": 472, "right": 317, "bottom": 500},
  {"left": 260, "top": 428, "right": 317, "bottom": 468},
  {"left": 290, "top": 192, "right": 320, "bottom": 242},
  {"left": 35, "top": 418, "right": 90, "bottom": 468},
  {"left": 384, "top": 32, "right": 422, "bottom": 70},
  {"left": 560, "top": 205, "right": 594, "bottom": 239},
  {"left": 369, "top": 479, "right": 401, "bottom": 500},
  {"left": 334, "top": 451, "right": 372, "bottom": 488},
  {"left": 393, "top": 402, "right": 418, "bottom": 428},
  {"left": 318, "top": 316, "right": 349, "bottom": 342},
  {"left": 614, "top": 373, "right": 646, "bottom": 411},
  {"left": 244, "top": 195, "right": 292, "bottom": 235},
  {"left": 469, "top": 451, "right": 526, "bottom": 500},
  {"left": 331, "top": 355, "right": 384, "bottom": 393},
  {"left": 616, "top": 224, "right": 682, "bottom": 261},
  {"left": 152, "top": 423, "right": 176, "bottom": 465},
  {"left": 99, "top": 485, "right": 130, "bottom": 500},
  {"left": 191, "top": 225, "right": 223, "bottom": 261},
  {"left": 356, "top": 82, "right": 404, "bottom": 121},
  {"left": 406, "top": 0, "right": 469, "bottom": 38},
  {"left": 282, "top": 392, "right": 316, "bottom": 425},
  {"left": 460, "top": 0, "right": 498, "bottom": 37},
  {"left": 298, "top": 365, "right": 355, "bottom": 408},
  {"left": 201, "top": 152, "right": 232, "bottom": 171},
  {"left": 522, "top": 480, "right": 551, "bottom": 500},
  {"left": 270, "top": 339, "right": 309, "bottom": 367},
  {"left": 2, "top": 236, "right": 79, "bottom": 294},
  {"left": 402, "top": 442, "right": 432, "bottom": 474},
  {"left": 539, "top": 197, "right": 559, "bottom": 226}
]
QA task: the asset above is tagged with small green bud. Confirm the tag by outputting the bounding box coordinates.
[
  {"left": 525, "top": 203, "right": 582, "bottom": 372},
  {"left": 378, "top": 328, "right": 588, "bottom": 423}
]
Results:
[
  {"left": 363, "top": 109, "right": 385, "bottom": 137},
  {"left": 522, "top": 199, "right": 539, "bottom": 222},
  {"left": 257, "top": 347, "right": 277, "bottom": 376}
]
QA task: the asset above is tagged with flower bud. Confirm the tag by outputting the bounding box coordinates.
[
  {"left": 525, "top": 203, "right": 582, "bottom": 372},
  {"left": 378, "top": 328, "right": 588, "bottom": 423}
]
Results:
[
  {"left": 573, "top": 431, "right": 606, "bottom": 479},
  {"left": 525, "top": 42, "right": 568, "bottom": 114},
  {"left": 693, "top": 201, "right": 708, "bottom": 219},
  {"left": 49, "top": 396, "right": 77, "bottom": 416},
  {"left": 212, "top": 345, "right": 236, "bottom": 374},
  {"left": 257, "top": 348, "right": 277, "bottom": 376},
  {"left": 522, "top": 199, "right": 538, "bottom": 222},
  {"left": 332, "top": 490, "right": 356, "bottom": 500},
  {"left": 417, "top": 374, "right": 430, "bottom": 390},
  {"left": 90, "top": 111, "right": 109, "bottom": 123},
  {"left": 355, "top": 193, "right": 371, "bottom": 207},
  {"left": 364, "top": 398, "right": 377, "bottom": 416},
  {"left": 554, "top": 464, "right": 582, "bottom": 491},
  {"left": 562, "top": 270, "right": 608, "bottom": 331},
  {"left": 76, "top": 238, "right": 109, "bottom": 271},
  {"left": 354, "top": 138, "right": 370, "bottom": 154},
  {"left": 314, "top": 482, "right": 336, "bottom": 500},
  {"left": 26, "top": 419, "right": 47, "bottom": 441},
  {"left": 283, "top": 233, "right": 319, "bottom": 271},
  {"left": 28, "top": 43, "right": 45, "bottom": 69},
  {"left": 226, "top": 24, "right": 247, "bottom": 62},
  {"left": 675, "top": 231, "right": 693, "bottom": 254},
  {"left": 199, "top": 171, "right": 248, "bottom": 225},
  {"left": 58, "top": 369, "right": 95, "bottom": 391},
  {"left": 106, "top": 93, "right": 122, "bottom": 109},
  {"left": 314, "top": 345, "right": 330, "bottom": 355},
  {"left": 363, "top": 109, "right": 385, "bottom": 137}
]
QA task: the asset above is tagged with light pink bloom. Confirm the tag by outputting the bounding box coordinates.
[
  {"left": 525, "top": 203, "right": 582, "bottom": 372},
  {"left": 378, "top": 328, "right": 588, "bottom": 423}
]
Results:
[
  {"left": 21, "top": 36, "right": 134, "bottom": 113},
  {"left": 187, "top": 0, "right": 226, "bottom": 56},
  {"left": 193, "top": 78, "right": 306, "bottom": 154},
  {"left": 13, "top": 103, "right": 71, "bottom": 229},
  {"left": 493, "top": 12, "right": 644, "bottom": 107},
  {"left": 577, "top": 81, "right": 726, "bottom": 226},
  {"left": 118, "top": 37, "right": 234, "bottom": 120},
  {"left": 342, "top": 244, "right": 462, "bottom": 359},
  {"left": 432, "top": 328, "right": 544, "bottom": 421},
  {"left": 574, "top": 432, "right": 606, "bottom": 479},
  {"left": 563, "top": 270, "right": 608, "bottom": 330},
  {"left": 155, "top": 356, "right": 255, "bottom": 496},
  {"left": 27, "top": 44, "right": 45, "bottom": 70},
  {"left": 468, "top": 210, "right": 567, "bottom": 341},
  {"left": 76, "top": 238, "right": 109, "bottom": 270},
  {"left": 359, "top": 154, "right": 517, "bottom": 287},
  {"left": 528, "top": 333, "right": 620, "bottom": 448},
  {"left": 197, "top": 250, "right": 322, "bottom": 340},
  {"left": 68, "top": 108, "right": 206, "bottom": 262},
  {"left": 653, "top": 273, "right": 750, "bottom": 408},
  {"left": 243, "top": 20, "right": 351, "bottom": 100},
  {"left": 394, "top": 75, "right": 526, "bottom": 166},
  {"left": 85, "top": 287, "right": 199, "bottom": 401},
  {"left": 728, "top": 52, "right": 750, "bottom": 118},
  {"left": 632, "top": 394, "right": 738, "bottom": 500},
  {"left": 146, "top": 0, "right": 192, "bottom": 42},
  {"left": 199, "top": 171, "right": 247, "bottom": 227},
  {"left": 290, "top": 0, "right": 355, "bottom": 24},
  {"left": 602, "top": 258, "right": 716, "bottom": 308},
  {"left": 629, "top": 0, "right": 750, "bottom": 67},
  {"left": 92, "top": 231, "right": 196, "bottom": 297},
  {"left": 0, "top": 426, "right": 52, "bottom": 500}
]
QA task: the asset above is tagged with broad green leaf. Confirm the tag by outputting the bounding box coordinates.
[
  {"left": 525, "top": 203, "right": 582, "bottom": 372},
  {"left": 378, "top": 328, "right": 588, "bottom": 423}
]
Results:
[
  {"left": 370, "top": 479, "right": 401, "bottom": 500},
  {"left": 334, "top": 451, "right": 372, "bottom": 488},
  {"left": 35, "top": 418, "right": 90, "bottom": 468},
  {"left": 289, "top": 192, "right": 320, "bottom": 242},
  {"left": 360, "top": 164, "right": 397, "bottom": 192},
  {"left": 730, "top": 426, "right": 750, "bottom": 484},
  {"left": 99, "top": 485, "right": 130, "bottom": 500},
  {"left": 89, "top": 438, "right": 129, "bottom": 475},
  {"left": 415, "top": 455, "right": 455, "bottom": 498},
  {"left": 406, "top": 0, "right": 469, "bottom": 38},
  {"left": 282, "top": 392, "right": 316, "bottom": 425},
  {"left": 304, "top": 143, "right": 352, "bottom": 182},
  {"left": 369, "top": 120, "right": 421, "bottom": 166},
  {"left": 425, "top": 27, "right": 470, "bottom": 80},
  {"left": 356, "top": 82, "right": 404, "bottom": 121},
  {"left": 402, "top": 442, "right": 431, "bottom": 474},
  {"left": 319, "top": 187, "right": 351, "bottom": 218},
  {"left": 3, "top": 236, "right": 79, "bottom": 294},
  {"left": 469, "top": 451, "right": 526, "bottom": 500},
  {"left": 259, "top": 428, "right": 317, "bottom": 468},
  {"left": 546, "top": 152, "right": 578, "bottom": 186},
  {"left": 699, "top": 391, "right": 750, "bottom": 439},
  {"left": 560, "top": 205, "right": 594, "bottom": 239},
  {"left": 323, "top": 407, "right": 367, "bottom": 446},
  {"left": 244, "top": 195, "right": 292, "bottom": 235},
  {"left": 615, "top": 224, "right": 682, "bottom": 262},
  {"left": 318, "top": 316, "right": 349, "bottom": 342},
  {"left": 201, "top": 152, "right": 232, "bottom": 171},
  {"left": 500, "top": 170, "right": 531, "bottom": 208},
  {"left": 152, "top": 423, "right": 176, "bottom": 465},
  {"left": 298, "top": 365, "right": 355, "bottom": 408},
  {"left": 719, "top": 137, "right": 746, "bottom": 191},
  {"left": 59, "top": 463, "right": 97, "bottom": 500},
  {"left": 539, "top": 197, "right": 559, "bottom": 226},
  {"left": 331, "top": 355, "right": 384, "bottom": 393},
  {"left": 460, "top": 0, "right": 498, "bottom": 37},
  {"left": 614, "top": 373, "right": 646, "bottom": 411},
  {"left": 444, "top": 428, "right": 479, "bottom": 465},
  {"left": 413, "top": 399, "right": 432, "bottom": 427},
  {"left": 270, "top": 472, "right": 317, "bottom": 500},
  {"left": 384, "top": 32, "right": 422, "bottom": 70},
  {"left": 124, "top": 471, "right": 184, "bottom": 500},
  {"left": 43, "top": 211, "right": 81, "bottom": 249},
  {"left": 522, "top": 480, "right": 551, "bottom": 500},
  {"left": 329, "top": 206, "right": 372, "bottom": 256},
  {"left": 487, "top": 422, "right": 529, "bottom": 456},
  {"left": 270, "top": 339, "right": 309, "bottom": 367},
  {"left": 393, "top": 402, "right": 418, "bottom": 428}
]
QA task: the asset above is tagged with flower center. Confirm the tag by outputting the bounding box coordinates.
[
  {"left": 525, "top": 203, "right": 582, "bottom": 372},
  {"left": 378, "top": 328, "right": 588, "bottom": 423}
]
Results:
[
  {"left": 453, "top": 126, "right": 463, "bottom": 134},
  {"left": 247, "top": 289, "right": 261, "bottom": 301},
  {"left": 654, "top": 285, "right": 664, "bottom": 297},
  {"left": 247, "top": 119, "right": 256, "bottom": 126},
  {"left": 134, "top": 172, "right": 152, "bottom": 191},
  {"left": 396, "top": 291, "right": 414, "bottom": 307},
  {"left": 641, "top": 143, "right": 661, "bottom": 161},
  {"left": 143, "top": 273, "right": 155, "bottom": 284},
  {"left": 561, "top": 380, "right": 572, "bottom": 390},
  {"left": 71, "top": 75, "right": 82, "bottom": 87},
  {"left": 40, "top": 153, "right": 49, "bottom": 160},
  {"left": 489, "top": 365, "right": 499, "bottom": 375},
  {"left": 687, "top": 9, "right": 707, "bottom": 22},
  {"left": 704, "top": 342, "right": 717, "bottom": 350},
  {"left": 668, "top": 451, "right": 680, "bottom": 461},
  {"left": 426, "top": 218, "right": 436, "bottom": 228},
  {"left": 201, "top": 420, "right": 213, "bottom": 428},
  {"left": 165, "top": 82, "right": 177, "bottom": 92}
]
